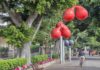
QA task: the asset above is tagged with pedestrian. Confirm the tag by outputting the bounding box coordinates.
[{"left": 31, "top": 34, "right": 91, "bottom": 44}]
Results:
[{"left": 78, "top": 49, "right": 85, "bottom": 67}]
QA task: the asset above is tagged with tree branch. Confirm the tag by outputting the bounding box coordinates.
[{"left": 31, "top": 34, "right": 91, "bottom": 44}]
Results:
[
  {"left": 26, "top": 13, "right": 38, "bottom": 27},
  {"left": 32, "top": 16, "right": 43, "bottom": 40},
  {"left": 2, "top": 2, "right": 22, "bottom": 26}
]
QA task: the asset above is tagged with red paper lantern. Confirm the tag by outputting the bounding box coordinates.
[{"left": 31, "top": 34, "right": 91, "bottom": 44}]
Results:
[
  {"left": 51, "top": 27, "right": 61, "bottom": 39},
  {"left": 56, "top": 21, "right": 64, "bottom": 28},
  {"left": 63, "top": 7, "right": 75, "bottom": 22},
  {"left": 61, "top": 24, "right": 69, "bottom": 30},
  {"left": 56, "top": 21, "right": 69, "bottom": 31},
  {"left": 75, "top": 5, "right": 88, "bottom": 20},
  {"left": 61, "top": 26, "right": 71, "bottom": 39}
]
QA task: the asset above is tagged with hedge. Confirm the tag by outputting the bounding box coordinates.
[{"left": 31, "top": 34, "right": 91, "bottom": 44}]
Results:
[
  {"left": 0, "top": 58, "right": 26, "bottom": 70},
  {"left": 32, "top": 54, "right": 48, "bottom": 64}
]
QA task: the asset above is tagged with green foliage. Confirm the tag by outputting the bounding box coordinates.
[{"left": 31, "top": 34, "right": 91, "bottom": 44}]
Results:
[
  {"left": 79, "top": 0, "right": 100, "bottom": 6},
  {"left": 31, "top": 44, "right": 40, "bottom": 50},
  {"left": 71, "top": 0, "right": 100, "bottom": 49},
  {"left": 31, "top": 54, "right": 48, "bottom": 64},
  {"left": 52, "top": 53, "right": 59, "bottom": 59},
  {"left": 0, "top": 58, "right": 26, "bottom": 70},
  {"left": 30, "top": 44, "right": 40, "bottom": 53},
  {"left": 0, "top": 0, "right": 79, "bottom": 45},
  {"left": 0, "top": 0, "right": 79, "bottom": 47},
  {"left": 18, "top": 23, "right": 34, "bottom": 42},
  {"left": 87, "top": 37, "right": 100, "bottom": 46},
  {"left": 0, "top": 23, "right": 34, "bottom": 47},
  {"left": 34, "top": 15, "right": 62, "bottom": 45},
  {"left": 35, "top": 31, "right": 48, "bottom": 44},
  {"left": 74, "top": 27, "right": 100, "bottom": 48},
  {"left": 0, "top": 0, "right": 78, "bottom": 14}
]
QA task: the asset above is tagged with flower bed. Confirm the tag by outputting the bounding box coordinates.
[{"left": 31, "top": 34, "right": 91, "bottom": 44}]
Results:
[
  {"left": 14, "top": 55, "right": 57, "bottom": 70},
  {"left": 31, "top": 54, "right": 57, "bottom": 68},
  {"left": 38, "top": 58, "right": 56, "bottom": 68},
  {"left": 37, "top": 58, "right": 54, "bottom": 65}
]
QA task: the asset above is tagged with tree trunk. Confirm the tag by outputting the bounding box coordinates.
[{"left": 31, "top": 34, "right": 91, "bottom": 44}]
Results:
[
  {"left": 21, "top": 16, "right": 42, "bottom": 64},
  {"left": 21, "top": 41, "right": 32, "bottom": 64},
  {"left": 16, "top": 50, "right": 20, "bottom": 58},
  {"left": 55, "top": 40, "right": 60, "bottom": 54},
  {"left": 16, "top": 48, "right": 22, "bottom": 58}
]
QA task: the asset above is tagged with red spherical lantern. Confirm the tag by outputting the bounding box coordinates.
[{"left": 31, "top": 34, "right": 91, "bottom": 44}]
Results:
[
  {"left": 61, "top": 24, "right": 69, "bottom": 30},
  {"left": 56, "top": 21, "right": 64, "bottom": 28},
  {"left": 75, "top": 5, "right": 88, "bottom": 20},
  {"left": 51, "top": 27, "right": 61, "bottom": 39},
  {"left": 61, "top": 26, "right": 71, "bottom": 39},
  {"left": 63, "top": 7, "right": 75, "bottom": 22}
]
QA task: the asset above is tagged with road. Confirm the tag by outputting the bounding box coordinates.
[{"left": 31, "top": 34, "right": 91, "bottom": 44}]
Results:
[{"left": 45, "top": 56, "right": 100, "bottom": 70}]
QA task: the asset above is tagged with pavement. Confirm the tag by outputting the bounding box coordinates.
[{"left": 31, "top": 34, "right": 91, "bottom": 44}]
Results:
[
  {"left": 45, "top": 56, "right": 100, "bottom": 70},
  {"left": 72, "top": 55, "right": 100, "bottom": 60}
]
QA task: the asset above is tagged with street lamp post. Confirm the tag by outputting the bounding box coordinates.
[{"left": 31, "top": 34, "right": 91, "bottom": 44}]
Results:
[
  {"left": 64, "top": 40, "right": 74, "bottom": 62},
  {"left": 69, "top": 46, "right": 71, "bottom": 62},
  {"left": 60, "top": 36, "right": 65, "bottom": 63}
]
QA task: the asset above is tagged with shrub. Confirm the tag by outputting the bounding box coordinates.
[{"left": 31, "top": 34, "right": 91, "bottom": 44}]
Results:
[
  {"left": 32, "top": 54, "right": 48, "bottom": 64},
  {"left": 52, "top": 54, "right": 59, "bottom": 59},
  {"left": 0, "top": 58, "right": 26, "bottom": 70}
]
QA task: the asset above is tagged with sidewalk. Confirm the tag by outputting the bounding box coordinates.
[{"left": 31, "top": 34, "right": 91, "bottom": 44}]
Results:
[
  {"left": 45, "top": 57, "right": 100, "bottom": 70},
  {"left": 72, "top": 55, "right": 100, "bottom": 60}
]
